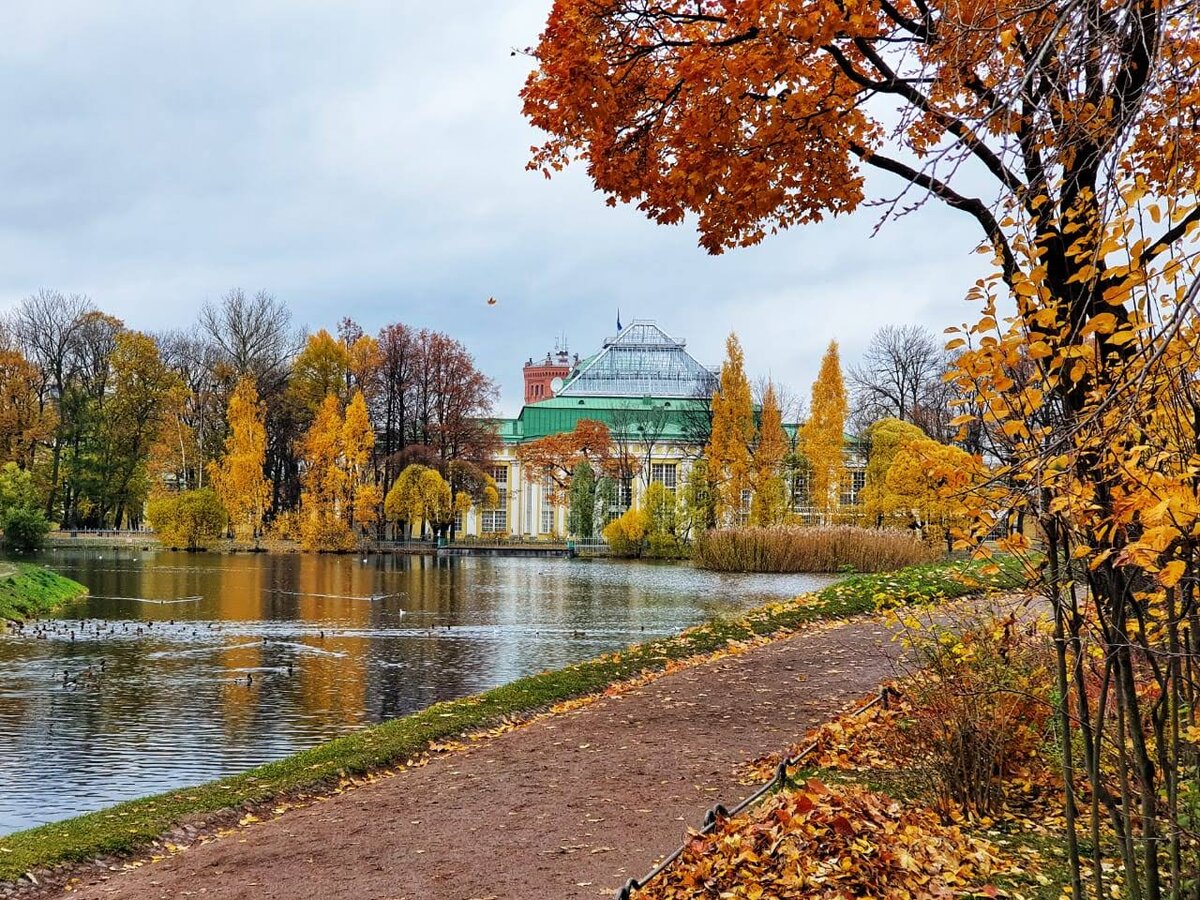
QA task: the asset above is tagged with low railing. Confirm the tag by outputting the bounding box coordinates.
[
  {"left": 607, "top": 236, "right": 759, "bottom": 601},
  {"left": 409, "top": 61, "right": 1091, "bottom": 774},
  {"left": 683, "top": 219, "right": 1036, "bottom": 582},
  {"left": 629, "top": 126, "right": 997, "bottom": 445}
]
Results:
[{"left": 616, "top": 685, "right": 902, "bottom": 900}]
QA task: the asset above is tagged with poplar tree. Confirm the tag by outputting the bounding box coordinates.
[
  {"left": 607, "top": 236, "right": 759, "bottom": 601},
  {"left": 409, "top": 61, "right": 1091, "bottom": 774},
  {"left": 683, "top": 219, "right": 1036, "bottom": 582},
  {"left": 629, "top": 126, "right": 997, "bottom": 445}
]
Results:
[
  {"left": 705, "top": 333, "right": 753, "bottom": 525},
  {"left": 750, "top": 382, "right": 788, "bottom": 526},
  {"left": 801, "top": 342, "right": 847, "bottom": 524},
  {"left": 209, "top": 376, "right": 271, "bottom": 542}
]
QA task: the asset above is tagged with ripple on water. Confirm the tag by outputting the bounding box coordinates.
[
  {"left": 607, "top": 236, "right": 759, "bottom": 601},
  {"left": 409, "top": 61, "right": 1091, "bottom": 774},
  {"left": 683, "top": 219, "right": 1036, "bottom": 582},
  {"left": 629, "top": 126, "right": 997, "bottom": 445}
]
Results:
[{"left": 0, "top": 548, "right": 836, "bottom": 834}]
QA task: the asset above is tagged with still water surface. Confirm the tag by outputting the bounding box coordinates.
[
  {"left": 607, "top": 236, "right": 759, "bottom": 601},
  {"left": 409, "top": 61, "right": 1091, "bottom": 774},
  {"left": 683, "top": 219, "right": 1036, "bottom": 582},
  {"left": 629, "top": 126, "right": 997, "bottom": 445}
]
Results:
[{"left": 0, "top": 548, "right": 835, "bottom": 834}]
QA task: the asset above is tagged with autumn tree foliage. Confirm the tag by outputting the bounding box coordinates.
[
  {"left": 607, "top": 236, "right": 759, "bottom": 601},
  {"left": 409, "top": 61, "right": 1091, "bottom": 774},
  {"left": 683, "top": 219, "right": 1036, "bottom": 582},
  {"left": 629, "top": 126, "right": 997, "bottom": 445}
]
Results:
[
  {"left": 883, "top": 438, "right": 983, "bottom": 552},
  {"left": 859, "top": 417, "right": 927, "bottom": 526},
  {"left": 0, "top": 349, "right": 56, "bottom": 469},
  {"left": 297, "top": 392, "right": 377, "bottom": 551},
  {"left": 749, "top": 382, "right": 788, "bottom": 526},
  {"left": 705, "top": 334, "right": 754, "bottom": 525},
  {"left": 384, "top": 463, "right": 484, "bottom": 539},
  {"left": 800, "top": 342, "right": 847, "bottom": 524},
  {"left": 525, "top": 1, "right": 1200, "bottom": 892},
  {"left": 516, "top": 419, "right": 614, "bottom": 501},
  {"left": 289, "top": 329, "right": 352, "bottom": 421},
  {"left": 341, "top": 391, "right": 380, "bottom": 535},
  {"left": 209, "top": 376, "right": 272, "bottom": 543}
]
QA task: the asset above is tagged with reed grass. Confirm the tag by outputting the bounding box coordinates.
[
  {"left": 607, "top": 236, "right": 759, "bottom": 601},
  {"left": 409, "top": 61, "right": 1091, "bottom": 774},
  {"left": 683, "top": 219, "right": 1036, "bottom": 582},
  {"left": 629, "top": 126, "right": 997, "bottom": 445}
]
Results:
[{"left": 693, "top": 525, "right": 940, "bottom": 574}]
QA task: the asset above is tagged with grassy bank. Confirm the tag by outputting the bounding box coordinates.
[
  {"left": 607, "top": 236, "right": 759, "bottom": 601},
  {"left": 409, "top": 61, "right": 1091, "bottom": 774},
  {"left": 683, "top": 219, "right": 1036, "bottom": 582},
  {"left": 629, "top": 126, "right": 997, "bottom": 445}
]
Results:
[
  {"left": 0, "top": 554, "right": 1029, "bottom": 883},
  {"left": 0, "top": 562, "right": 87, "bottom": 621}
]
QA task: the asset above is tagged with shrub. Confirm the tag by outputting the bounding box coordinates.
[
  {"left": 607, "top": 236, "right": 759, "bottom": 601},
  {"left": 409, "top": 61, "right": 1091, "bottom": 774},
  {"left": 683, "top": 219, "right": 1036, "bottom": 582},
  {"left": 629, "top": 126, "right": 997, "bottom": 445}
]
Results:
[
  {"left": 1, "top": 506, "right": 49, "bottom": 552},
  {"left": 147, "top": 489, "right": 228, "bottom": 550},
  {"left": 602, "top": 506, "right": 647, "bottom": 557},
  {"left": 693, "top": 525, "right": 938, "bottom": 573},
  {"left": 888, "top": 604, "right": 1053, "bottom": 820},
  {"left": 646, "top": 532, "right": 686, "bottom": 559}
]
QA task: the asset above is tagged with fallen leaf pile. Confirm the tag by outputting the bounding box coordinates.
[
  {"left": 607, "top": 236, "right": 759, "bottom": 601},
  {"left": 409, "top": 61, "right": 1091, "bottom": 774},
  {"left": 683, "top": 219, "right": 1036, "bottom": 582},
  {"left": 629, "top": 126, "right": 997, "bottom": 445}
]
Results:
[
  {"left": 736, "top": 692, "right": 900, "bottom": 785},
  {"left": 640, "top": 779, "right": 1006, "bottom": 899}
]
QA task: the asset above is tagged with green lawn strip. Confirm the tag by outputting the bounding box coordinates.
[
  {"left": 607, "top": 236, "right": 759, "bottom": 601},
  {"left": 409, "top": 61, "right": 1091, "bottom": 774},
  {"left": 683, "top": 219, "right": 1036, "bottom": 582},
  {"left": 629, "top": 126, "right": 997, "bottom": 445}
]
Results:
[
  {"left": 0, "top": 554, "right": 1028, "bottom": 882},
  {"left": 0, "top": 563, "right": 87, "bottom": 621}
]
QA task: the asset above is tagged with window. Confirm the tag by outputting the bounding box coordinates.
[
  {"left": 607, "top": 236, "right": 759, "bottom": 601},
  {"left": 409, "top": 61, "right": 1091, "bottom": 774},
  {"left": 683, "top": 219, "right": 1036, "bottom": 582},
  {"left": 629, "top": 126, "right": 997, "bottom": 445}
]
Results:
[
  {"left": 739, "top": 488, "right": 753, "bottom": 524},
  {"left": 540, "top": 479, "right": 555, "bottom": 534},
  {"left": 482, "top": 465, "right": 508, "bottom": 533},
  {"left": 618, "top": 477, "right": 633, "bottom": 511},
  {"left": 650, "top": 462, "right": 677, "bottom": 492},
  {"left": 840, "top": 470, "right": 866, "bottom": 507},
  {"left": 791, "top": 472, "right": 809, "bottom": 511}
]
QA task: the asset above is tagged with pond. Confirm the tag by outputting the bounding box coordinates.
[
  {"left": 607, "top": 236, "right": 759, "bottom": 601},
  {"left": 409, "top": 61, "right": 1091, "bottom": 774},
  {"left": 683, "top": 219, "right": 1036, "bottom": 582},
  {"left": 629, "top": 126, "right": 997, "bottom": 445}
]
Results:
[{"left": 0, "top": 548, "right": 836, "bottom": 835}]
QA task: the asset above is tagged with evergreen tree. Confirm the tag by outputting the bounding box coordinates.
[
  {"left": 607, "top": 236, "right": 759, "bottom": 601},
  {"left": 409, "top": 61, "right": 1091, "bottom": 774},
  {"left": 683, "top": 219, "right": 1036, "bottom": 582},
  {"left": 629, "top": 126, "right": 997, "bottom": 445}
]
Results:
[{"left": 567, "top": 459, "right": 596, "bottom": 538}]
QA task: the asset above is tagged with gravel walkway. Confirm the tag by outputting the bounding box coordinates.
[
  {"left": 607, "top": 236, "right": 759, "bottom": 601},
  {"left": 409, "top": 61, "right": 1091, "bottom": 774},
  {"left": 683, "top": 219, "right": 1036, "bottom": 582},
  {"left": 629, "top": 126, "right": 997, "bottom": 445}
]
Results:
[{"left": 61, "top": 615, "right": 901, "bottom": 900}]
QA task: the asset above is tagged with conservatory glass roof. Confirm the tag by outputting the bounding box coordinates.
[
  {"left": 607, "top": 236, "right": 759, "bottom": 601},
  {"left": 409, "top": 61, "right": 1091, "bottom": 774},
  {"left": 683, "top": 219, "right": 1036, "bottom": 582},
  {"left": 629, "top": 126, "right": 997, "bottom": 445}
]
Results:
[{"left": 556, "top": 321, "right": 718, "bottom": 399}]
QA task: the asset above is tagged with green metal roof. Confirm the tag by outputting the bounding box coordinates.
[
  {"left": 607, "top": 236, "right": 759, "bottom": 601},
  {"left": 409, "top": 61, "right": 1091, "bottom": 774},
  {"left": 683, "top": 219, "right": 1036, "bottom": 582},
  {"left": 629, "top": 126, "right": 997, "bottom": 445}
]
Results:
[{"left": 497, "top": 395, "right": 712, "bottom": 444}]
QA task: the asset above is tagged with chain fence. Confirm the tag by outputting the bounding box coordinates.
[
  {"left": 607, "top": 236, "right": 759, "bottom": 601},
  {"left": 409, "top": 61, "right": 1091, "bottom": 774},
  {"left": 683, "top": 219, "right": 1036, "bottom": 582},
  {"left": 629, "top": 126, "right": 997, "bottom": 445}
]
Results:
[{"left": 616, "top": 685, "right": 902, "bottom": 900}]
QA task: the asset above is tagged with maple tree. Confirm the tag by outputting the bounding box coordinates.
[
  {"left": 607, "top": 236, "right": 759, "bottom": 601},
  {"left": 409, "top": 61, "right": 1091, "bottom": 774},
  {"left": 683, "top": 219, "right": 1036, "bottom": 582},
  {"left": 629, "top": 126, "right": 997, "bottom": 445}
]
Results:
[
  {"left": 516, "top": 419, "right": 614, "bottom": 501},
  {"left": 705, "top": 333, "right": 754, "bottom": 525},
  {"left": 209, "top": 376, "right": 272, "bottom": 543},
  {"left": 525, "top": 1, "right": 1200, "bottom": 891},
  {"left": 799, "top": 342, "right": 846, "bottom": 524}
]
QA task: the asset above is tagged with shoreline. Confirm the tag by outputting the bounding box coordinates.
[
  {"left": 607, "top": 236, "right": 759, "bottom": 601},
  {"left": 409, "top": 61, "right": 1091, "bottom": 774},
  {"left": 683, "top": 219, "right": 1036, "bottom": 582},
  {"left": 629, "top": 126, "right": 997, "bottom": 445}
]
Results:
[
  {"left": 0, "top": 556, "right": 1025, "bottom": 886},
  {"left": 0, "top": 562, "right": 88, "bottom": 622}
]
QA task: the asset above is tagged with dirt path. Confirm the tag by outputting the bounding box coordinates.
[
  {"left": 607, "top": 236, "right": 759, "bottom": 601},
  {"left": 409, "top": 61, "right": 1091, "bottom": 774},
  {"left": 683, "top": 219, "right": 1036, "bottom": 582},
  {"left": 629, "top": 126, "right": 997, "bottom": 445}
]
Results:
[{"left": 61, "top": 616, "right": 901, "bottom": 900}]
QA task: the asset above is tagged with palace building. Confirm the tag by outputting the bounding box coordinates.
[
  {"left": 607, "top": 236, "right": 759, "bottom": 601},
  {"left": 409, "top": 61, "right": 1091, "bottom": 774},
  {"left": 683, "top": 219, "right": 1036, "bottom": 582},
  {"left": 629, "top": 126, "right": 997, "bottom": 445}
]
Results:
[
  {"left": 457, "top": 319, "right": 866, "bottom": 539},
  {"left": 460, "top": 321, "right": 719, "bottom": 538}
]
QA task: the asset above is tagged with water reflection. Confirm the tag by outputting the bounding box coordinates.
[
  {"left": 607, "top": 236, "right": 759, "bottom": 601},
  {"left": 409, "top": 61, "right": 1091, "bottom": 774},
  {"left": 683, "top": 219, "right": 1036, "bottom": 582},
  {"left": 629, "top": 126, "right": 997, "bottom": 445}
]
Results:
[{"left": 0, "top": 548, "right": 835, "bottom": 834}]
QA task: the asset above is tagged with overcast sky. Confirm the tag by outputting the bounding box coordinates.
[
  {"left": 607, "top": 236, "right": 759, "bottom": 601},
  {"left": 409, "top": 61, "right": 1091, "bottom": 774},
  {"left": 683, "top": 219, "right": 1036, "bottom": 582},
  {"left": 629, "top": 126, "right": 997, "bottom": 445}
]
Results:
[{"left": 0, "top": 1, "right": 993, "bottom": 415}]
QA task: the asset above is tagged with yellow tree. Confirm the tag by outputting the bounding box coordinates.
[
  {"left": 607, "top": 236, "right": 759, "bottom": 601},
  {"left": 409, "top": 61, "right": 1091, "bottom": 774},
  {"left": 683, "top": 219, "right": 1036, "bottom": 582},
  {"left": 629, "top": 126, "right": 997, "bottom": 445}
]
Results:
[
  {"left": 749, "top": 382, "right": 788, "bottom": 526},
  {"left": 800, "top": 342, "right": 847, "bottom": 524},
  {"left": 384, "top": 464, "right": 453, "bottom": 538},
  {"left": 705, "top": 333, "right": 754, "bottom": 524},
  {"left": 859, "top": 418, "right": 927, "bottom": 526},
  {"left": 342, "top": 390, "right": 380, "bottom": 536},
  {"left": 299, "top": 394, "right": 352, "bottom": 551},
  {"left": 289, "top": 330, "right": 351, "bottom": 421},
  {"left": 209, "top": 376, "right": 271, "bottom": 543},
  {"left": 884, "top": 438, "right": 982, "bottom": 552}
]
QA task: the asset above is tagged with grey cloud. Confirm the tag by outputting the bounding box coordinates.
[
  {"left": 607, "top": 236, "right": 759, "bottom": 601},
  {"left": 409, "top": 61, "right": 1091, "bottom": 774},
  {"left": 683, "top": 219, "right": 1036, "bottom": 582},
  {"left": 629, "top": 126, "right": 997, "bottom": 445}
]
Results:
[{"left": 0, "top": 1, "right": 992, "bottom": 414}]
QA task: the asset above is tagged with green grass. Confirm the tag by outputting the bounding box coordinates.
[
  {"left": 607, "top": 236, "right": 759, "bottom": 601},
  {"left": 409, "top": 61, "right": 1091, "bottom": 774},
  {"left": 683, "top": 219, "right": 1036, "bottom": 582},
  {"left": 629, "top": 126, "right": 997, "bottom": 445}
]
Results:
[
  {"left": 0, "top": 554, "right": 1029, "bottom": 882},
  {"left": 0, "top": 562, "right": 87, "bottom": 621}
]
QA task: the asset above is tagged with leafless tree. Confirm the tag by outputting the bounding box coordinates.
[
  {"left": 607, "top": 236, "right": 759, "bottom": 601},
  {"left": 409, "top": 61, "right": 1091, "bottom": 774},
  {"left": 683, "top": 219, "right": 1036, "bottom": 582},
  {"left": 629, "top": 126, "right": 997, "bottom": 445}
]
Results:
[
  {"left": 7, "top": 290, "right": 95, "bottom": 515},
  {"left": 199, "top": 289, "right": 299, "bottom": 389},
  {"left": 848, "top": 325, "right": 950, "bottom": 438}
]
